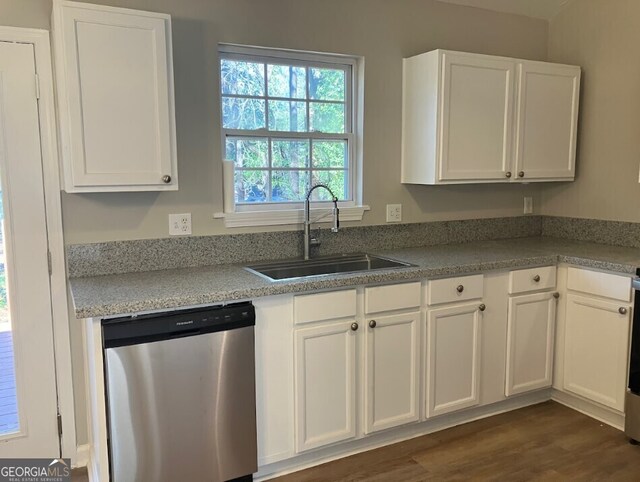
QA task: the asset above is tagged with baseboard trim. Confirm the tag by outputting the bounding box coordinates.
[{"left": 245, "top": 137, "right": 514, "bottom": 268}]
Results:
[
  {"left": 256, "top": 390, "right": 551, "bottom": 481},
  {"left": 73, "top": 444, "right": 89, "bottom": 468},
  {"left": 551, "top": 388, "right": 625, "bottom": 431}
]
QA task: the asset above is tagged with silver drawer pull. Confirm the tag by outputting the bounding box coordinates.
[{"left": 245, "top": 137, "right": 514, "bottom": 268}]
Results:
[
  {"left": 478, "top": 304, "right": 486, "bottom": 312},
  {"left": 456, "top": 285, "right": 464, "bottom": 293},
  {"left": 533, "top": 275, "right": 541, "bottom": 282},
  {"left": 619, "top": 307, "right": 628, "bottom": 315},
  {"left": 351, "top": 322, "right": 359, "bottom": 331},
  {"left": 553, "top": 292, "right": 560, "bottom": 299},
  {"left": 369, "top": 320, "right": 377, "bottom": 329}
]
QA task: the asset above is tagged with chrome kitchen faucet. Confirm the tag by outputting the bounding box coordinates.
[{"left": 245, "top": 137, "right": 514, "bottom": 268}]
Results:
[{"left": 303, "top": 184, "right": 340, "bottom": 260}]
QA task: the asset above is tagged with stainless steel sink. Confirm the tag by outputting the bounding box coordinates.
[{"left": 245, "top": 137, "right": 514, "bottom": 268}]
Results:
[{"left": 245, "top": 253, "right": 415, "bottom": 281}]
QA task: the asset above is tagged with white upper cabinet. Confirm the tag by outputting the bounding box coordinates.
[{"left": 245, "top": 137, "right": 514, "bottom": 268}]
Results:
[
  {"left": 514, "top": 62, "right": 580, "bottom": 181},
  {"left": 52, "top": 0, "right": 178, "bottom": 192},
  {"left": 402, "top": 50, "right": 580, "bottom": 185},
  {"left": 437, "top": 52, "right": 515, "bottom": 182}
]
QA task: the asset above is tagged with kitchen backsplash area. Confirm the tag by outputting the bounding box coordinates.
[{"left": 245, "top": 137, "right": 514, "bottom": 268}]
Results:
[
  {"left": 67, "top": 215, "right": 640, "bottom": 278},
  {"left": 541, "top": 217, "right": 640, "bottom": 248},
  {"left": 67, "top": 216, "right": 542, "bottom": 277}
]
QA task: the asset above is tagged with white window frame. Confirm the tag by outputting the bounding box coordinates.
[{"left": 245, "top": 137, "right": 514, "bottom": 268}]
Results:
[{"left": 215, "top": 44, "right": 367, "bottom": 227}]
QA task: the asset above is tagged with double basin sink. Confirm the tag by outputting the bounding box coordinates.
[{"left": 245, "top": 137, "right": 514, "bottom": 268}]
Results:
[{"left": 245, "top": 253, "right": 415, "bottom": 281}]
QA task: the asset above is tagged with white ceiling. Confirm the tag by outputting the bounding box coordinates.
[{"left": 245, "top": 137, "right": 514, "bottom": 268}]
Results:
[{"left": 436, "top": 0, "right": 572, "bottom": 20}]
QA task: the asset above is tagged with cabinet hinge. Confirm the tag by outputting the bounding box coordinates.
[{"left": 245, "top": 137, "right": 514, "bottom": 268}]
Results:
[
  {"left": 47, "top": 250, "right": 52, "bottom": 276},
  {"left": 57, "top": 412, "right": 63, "bottom": 437},
  {"left": 35, "top": 74, "right": 40, "bottom": 100}
]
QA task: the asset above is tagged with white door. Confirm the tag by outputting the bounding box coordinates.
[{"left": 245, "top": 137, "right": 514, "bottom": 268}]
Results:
[
  {"left": 54, "top": 2, "right": 177, "bottom": 191},
  {"left": 505, "top": 292, "right": 556, "bottom": 396},
  {"left": 514, "top": 61, "right": 580, "bottom": 180},
  {"left": 439, "top": 52, "right": 515, "bottom": 181},
  {"left": 0, "top": 41, "right": 59, "bottom": 457},
  {"left": 294, "top": 321, "right": 356, "bottom": 452},
  {"left": 564, "top": 294, "right": 631, "bottom": 412},
  {"left": 364, "top": 311, "right": 420, "bottom": 434},
  {"left": 427, "top": 302, "right": 482, "bottom": 417}
]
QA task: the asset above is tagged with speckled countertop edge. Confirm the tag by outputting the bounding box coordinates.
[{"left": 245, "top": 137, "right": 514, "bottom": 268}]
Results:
[{"left": 69, "top": 237, "right": 640, "bottom": 319}]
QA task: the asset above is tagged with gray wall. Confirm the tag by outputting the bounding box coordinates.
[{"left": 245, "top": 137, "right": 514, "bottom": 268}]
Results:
[
  {"left": 1, "top": 0, "right": 547, "bottom": 244},
  {"left": 0, "top": 0, "right": 549, "bottom": 448},
  {"left": 541, "top": 0, "right": 640, "bottom": 221}
]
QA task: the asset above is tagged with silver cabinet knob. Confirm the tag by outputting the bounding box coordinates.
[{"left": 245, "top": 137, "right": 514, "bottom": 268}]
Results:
[
  {"left": 351, "top": 322, "right": 359, "bottom": 331},
  {"left": 619, "top": 307, "right": 628, "bottom": 315},
  {"left": 553, "top": 292, "right": 560, "bottom": 299},
  {"left": 162, "top": 175, "right": 172, "bottom": 184},
  {"left": 533, "top": 275, "right": 541, "bottom": 282},
  {"left": 456, "top": 285, "right": 464, "bottom": 293},
  {"left": 518, "top": 171, "right": 525, "bottom": 178},
  {"left": 478, "top": 304, "right": 486, "bottom": 312},
  {"left": 369, "top": 320, "right": 377, "bottom": 329},
  {"left": 505, "top": 171, "right": 512, "bottom": 178}
]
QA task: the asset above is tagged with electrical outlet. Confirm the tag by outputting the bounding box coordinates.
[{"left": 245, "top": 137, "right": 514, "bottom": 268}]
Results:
[
  {"left": 386, "top": 204, "right": 402, "bottom": 223},
  {"left": 169, "top": 213, "right": 192, "bottom": 235},
  {"left": 523, "top": 197, "right": 533, "bottom": 215}
]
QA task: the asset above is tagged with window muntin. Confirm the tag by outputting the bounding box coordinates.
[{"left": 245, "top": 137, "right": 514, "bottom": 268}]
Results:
[{"left": 220, "top": 49, "right": 354, "bottom": 206}]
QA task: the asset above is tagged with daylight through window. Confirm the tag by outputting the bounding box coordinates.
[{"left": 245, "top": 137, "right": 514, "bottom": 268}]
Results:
[{"left": 219, "top": 46, "right": 356, "bottom": 206}]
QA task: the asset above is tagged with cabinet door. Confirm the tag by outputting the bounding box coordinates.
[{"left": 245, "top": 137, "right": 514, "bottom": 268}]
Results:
[
  {"left": 514, "top": 62, "right": 580, "bottom": 180},
  {"left": 439, "top": 52, "right": 515, "bottom": 181},
  {"left": 364, "top": 312, "right": 420, "bottom": 434},
  {"left": 506, "top": 292, "right": 556, "bottom": 396},
  {"left": 54, "top": 2, "right": 177, "bottom": 191},
  {"left": 427, "top": 301, "right": 482, "bottom": 417},
  {"left": 564, "top": 294, "right": 631, "bottom": 411},
  {"left": 294, "top": 321, "right": 357, "bottom": 452}
]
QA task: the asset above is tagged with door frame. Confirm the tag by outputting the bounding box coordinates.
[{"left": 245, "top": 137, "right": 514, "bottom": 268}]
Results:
[{"left": 0, "top": 27, "right": 76, "bottom": 462}]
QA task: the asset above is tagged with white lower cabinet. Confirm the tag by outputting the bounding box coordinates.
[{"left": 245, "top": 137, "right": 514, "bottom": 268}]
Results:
[
  {"left": 254, "top": 267, "right": 633, "bottom": 474},
  {"left": 426, "top": 301, "right": 483, "bottom": 417},
  {"left": 364, "top": 311, "right": 420, "bottom": 434},
  {"left": 294, "top": 320, "right": 357, "bottom": 453},
  {"left": 505, "top": 292, "right": 556, "bottom": 396},
  {"left": 563, "top": 293, "right": 631, "bottom": 411}
]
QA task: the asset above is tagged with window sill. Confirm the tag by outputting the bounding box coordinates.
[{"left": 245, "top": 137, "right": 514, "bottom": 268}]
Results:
[{"left": 213, "top": 205, "right": 370, "bottom": 228}]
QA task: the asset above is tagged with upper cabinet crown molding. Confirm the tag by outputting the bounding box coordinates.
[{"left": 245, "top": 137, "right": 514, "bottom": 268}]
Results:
[
  {"left": 52, "top": 0, "right": 178, "bottom": 192},
  {"left": 401, "top": 49, "right": 581, "bottom": 185}
]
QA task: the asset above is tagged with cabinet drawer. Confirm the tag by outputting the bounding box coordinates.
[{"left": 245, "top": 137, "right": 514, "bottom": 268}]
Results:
[
  {"left": 427, "top": 275, "right": 483, "bottom": 305},
  {"left": 365, "top": 282, "right": 421, "bottom": 314},
  {"left": 294, "top": 289, "right": 357, "bottom": 324},
  {"left": 508, "top": 266, "right": 556, "bottom": 294},
  {"left": 567, "top": 267, "right": 631, "bottom": 303}
]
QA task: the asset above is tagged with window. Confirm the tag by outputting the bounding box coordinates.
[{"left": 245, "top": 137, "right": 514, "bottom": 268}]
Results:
[{"left": 218, "top": 45, "right": 365, "bottom": 226}]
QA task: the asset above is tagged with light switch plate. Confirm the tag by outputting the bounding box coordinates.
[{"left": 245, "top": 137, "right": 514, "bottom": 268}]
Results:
[
  {"left": 523, "top": 197, "right": 533, "bottom": 214},
  {"left": 386, "top": 204, "right": 402, "bottom": 223},
  {"left": 169, "top": 213, "right": 192, "bottom": 235}
]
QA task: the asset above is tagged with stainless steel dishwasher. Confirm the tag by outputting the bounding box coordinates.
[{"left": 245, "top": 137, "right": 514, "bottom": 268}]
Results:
[{"left": 102, "top": 302, "right": 257, "bottom": 482}]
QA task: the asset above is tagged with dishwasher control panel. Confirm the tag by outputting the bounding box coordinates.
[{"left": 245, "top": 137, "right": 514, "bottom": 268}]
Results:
[{"left": 102, "top": 302, "right": 255, "bottom": 348}]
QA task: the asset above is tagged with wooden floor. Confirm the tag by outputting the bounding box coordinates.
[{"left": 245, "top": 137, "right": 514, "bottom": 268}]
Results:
[
  {"left": 71, "top": 401, "right": 640, "bottom": 481},
  {"left": 275, "top": 402, "right": 639, "bottom": 481}
]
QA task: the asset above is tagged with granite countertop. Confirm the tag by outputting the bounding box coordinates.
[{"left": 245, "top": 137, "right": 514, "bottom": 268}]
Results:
[{"left": 69, "top": 236, "right": 640, "bottom": 319}]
